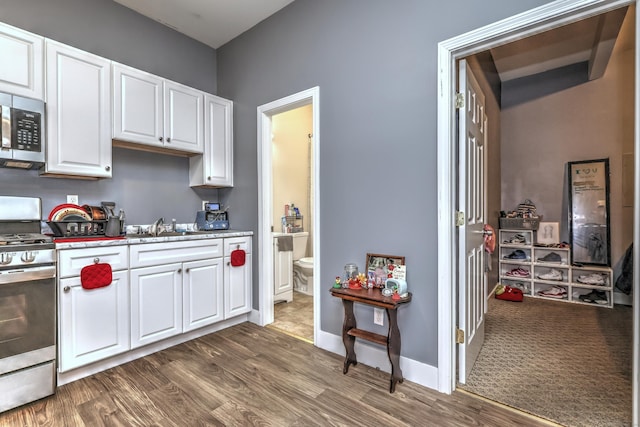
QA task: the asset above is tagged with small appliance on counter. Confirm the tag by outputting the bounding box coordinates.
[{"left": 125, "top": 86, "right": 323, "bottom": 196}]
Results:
[{"left": 195, "top": 202, "right": 229, "bottom": 231}]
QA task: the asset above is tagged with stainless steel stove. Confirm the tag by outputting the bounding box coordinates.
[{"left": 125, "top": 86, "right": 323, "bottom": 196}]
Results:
[{"left": 0, "top": 196, "right": 56, "bottom": 413}]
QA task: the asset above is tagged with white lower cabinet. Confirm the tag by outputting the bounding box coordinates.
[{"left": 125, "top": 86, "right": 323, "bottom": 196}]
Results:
[
  {"left": 129, "top": 239, "right": 224, "bottom": 348},
  {"left": 57, "top": 245, "right": 129, "bottom": 372},
  {"left": 183, "top": 258, "right": 224, "bottom": 331},
  {"left": 130, "top": 263, "right": 183, "bottom": 349},
  {"left": 224, "top": 236, "right": 252, "bottom": 318}
]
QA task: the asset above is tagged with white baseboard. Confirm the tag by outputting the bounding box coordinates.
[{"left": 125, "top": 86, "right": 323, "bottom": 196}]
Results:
[
  {"left": 57, "top": 314, "right": 248, "bottom": 386},
  {"left": 316, "top": 329, "right": 438, "bottom": 391}
]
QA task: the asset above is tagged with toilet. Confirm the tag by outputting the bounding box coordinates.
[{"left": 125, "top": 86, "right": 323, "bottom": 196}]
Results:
[{"left": 292, "top": 232, "right": 314, "bottom": 296}]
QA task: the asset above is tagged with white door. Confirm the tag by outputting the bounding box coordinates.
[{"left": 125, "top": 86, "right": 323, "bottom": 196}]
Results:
[
  {"left": 112, "top": 63, "right": 163, "bottom": 147},
  {"left": 183, "top": 258, "right": 224, "bottom": 331},
  {"left": 45, "top": 40, "right": 112, "bottom": 178},
  {"left": 164, "top": 81, "right": 204, "bottom": 153},
  {"left": 130, "top": 263, "right": 183, "bottom": 348},
  {"left": 457, "top": 59, "right": 488, "bottom": 384},
  {"left": 58, "top": 270, "right": 129, "bottom": 372}
]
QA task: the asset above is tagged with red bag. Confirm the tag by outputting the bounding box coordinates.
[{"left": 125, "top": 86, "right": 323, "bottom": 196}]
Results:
[
  {"left": 230, "top": 249, "right": 246, "bottom": 267},
  {"left": 80, "top": 263, "right": 113, "bottom": 290}
]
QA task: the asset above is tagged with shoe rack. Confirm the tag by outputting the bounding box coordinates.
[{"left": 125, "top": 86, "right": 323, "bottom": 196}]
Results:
[{"left": 498, "top": 229, "right": 613, "bottom": 308}]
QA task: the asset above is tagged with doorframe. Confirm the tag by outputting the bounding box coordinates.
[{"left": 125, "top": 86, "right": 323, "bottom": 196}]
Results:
[
  {"left": 436, "top": 0, "right": 638, "bottom": 421},
  {"left": 256, "top": 87, "right": 320, "bottom": 342}
]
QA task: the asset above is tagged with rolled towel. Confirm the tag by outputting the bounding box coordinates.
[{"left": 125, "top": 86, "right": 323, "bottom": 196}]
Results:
[{"left": 277, "top": 235, "right": 293, "bottom": 251}]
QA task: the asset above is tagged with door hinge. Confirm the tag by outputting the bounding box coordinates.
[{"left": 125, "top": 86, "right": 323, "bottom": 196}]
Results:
[
  {"left": 455, "top": 211, "right": 465, "bottom": 227},
  {"left": 456, "top": 328, "right": 465, "bottom": 344},
  {"left": 271, "top": 225, "right": 274, "bottom": 232},
  {"left": 455, "top": 92, "right": 465, "bottom": 109}
]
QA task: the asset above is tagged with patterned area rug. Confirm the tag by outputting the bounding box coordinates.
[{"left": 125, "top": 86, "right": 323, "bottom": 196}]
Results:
[{"left": 461, "top": 296, "right": 632, "bottom": 427}]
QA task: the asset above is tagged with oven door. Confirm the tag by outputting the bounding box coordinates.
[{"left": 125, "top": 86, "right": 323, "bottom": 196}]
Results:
[{"left": 0, "top": 266, "right": 56, "bottom": 375}]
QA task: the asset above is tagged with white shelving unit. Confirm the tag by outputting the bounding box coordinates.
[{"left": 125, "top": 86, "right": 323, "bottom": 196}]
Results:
[{"left": 498, "top": 229, "right": 613, "bottom": 308}]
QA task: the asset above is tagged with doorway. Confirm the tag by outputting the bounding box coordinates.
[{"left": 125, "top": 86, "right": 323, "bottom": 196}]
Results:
[
  {"left": 436, "top": 0, "right": 638, "bottom": 424},
  {"left": 257, "top": 87, "right": 320, "bottom": 344}
]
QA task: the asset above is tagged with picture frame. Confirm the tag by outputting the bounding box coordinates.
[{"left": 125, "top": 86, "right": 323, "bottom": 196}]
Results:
[
  {"left": 537, "top": 222, "right": 560, "bottom": 245},
  {"left": 568, "top": 158, "right": 611, "bottom": 266},
  {"left": 366, "top": 253, "right": 405, "bottom": 288}
]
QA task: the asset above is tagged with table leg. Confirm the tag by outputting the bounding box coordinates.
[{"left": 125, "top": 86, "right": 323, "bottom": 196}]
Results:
[
  {"left": 341, "top": 299, "right": 357, "bottom": 374},
  {"left": 386, "top": 308, "right": 403, "bottom": 393}
]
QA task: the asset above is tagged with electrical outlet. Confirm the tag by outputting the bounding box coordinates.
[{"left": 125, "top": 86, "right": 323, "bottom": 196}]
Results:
[
  {"left": 374, "top": 308, "right": 384, "bottom": 326},
  {"left": 67, "top": 195, "right": 79, "bottom": 204}
]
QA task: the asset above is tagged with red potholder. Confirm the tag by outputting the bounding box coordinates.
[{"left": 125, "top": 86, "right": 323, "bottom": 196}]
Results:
[
  {"left": 230, "top": 249, "right": 246, "bottom": 267},
  {"left": 80, "top": 263, "right": 113, "bottom": 290}
]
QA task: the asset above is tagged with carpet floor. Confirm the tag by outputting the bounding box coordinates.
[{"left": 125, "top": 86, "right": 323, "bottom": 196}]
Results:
[{"left": 460, "top": 296, "right": 633, "bottom": 427}]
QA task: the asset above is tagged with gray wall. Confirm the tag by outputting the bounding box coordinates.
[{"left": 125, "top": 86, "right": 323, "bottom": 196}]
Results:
[
  {"left": 0, "top": 0, "right": 221, "bottom": 226},
  {"left": 217, "top": 0, "right": 553, "bottom": 365}
]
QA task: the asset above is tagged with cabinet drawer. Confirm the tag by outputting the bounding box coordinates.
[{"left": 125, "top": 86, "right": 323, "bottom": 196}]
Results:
[
  {"left": 58, "top": 245, "right": 128, "bottom": 278},
  {"left": 130, "top": 239, "right": 222, "bottom": 268},
  {"left": 224, "top": 236, "right": 252, "bottom": 256}
]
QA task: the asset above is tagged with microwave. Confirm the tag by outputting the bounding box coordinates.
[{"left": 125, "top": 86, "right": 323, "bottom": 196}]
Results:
[{"left": 0, "top": 92, "right": 45, "bottom": 170}]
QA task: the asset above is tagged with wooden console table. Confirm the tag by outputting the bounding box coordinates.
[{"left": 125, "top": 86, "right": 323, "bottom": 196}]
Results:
[{"left": 330, "top": 287, "right": 412, "bottom": 393}]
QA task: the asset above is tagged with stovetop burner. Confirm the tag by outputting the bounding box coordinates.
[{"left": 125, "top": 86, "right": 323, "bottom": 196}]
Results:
[{"left": 0, "top": 233, "right": 53, "bottom": 245}]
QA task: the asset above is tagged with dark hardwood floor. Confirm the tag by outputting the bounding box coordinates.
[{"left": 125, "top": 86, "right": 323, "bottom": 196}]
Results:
[{"left": 1, "top": 323, "right": 555, "bottom": 426}]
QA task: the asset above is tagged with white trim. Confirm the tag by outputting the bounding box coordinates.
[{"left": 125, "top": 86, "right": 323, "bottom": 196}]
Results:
[
  {"left": 437, "top": 0, "right": 636, "bottom": 397},
  {"left": 316, "top": 330, "right": 438, "bottom": 390},
  {"left": 256, "top": 87, "right": 320, "bottom": 345}
]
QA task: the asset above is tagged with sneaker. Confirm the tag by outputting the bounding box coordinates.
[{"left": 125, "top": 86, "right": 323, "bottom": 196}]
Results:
[
  {"left": 537, "top": 269, "right": 563, "bottom": 281},
  {"left": 537, "top": 252, "right": 562, "bottom": 263},
  {"left": 579, "top": 290, "right": 607, "bottom": 304},
  {"left": 506, "top": 267, "right": 530, "bottom": 277},
  {"left": 504, "top": 249, "right": 527, "bottom": 260},
  {"left": 538, "top": 285, "right": 567, "bottom": 299},
  {"left": 577, "top": 273, "right": 606, "bottom": 285},
  {"left": 504, "top": 234, "right": 526, "bottom": 244},
  {"left": 509, "top": 282, "right": 530, "bottom": 293},
  {"left": 495, "top": 285, "right": 524, "bottom": 302}
]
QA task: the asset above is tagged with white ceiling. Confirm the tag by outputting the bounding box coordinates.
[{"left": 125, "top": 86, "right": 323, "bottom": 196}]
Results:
[
  {"left": 113, "top": 0, "right": 295, "bottom": 48},
  {"left": 114, "top": 1, "right": 632, "bottom": 82}
]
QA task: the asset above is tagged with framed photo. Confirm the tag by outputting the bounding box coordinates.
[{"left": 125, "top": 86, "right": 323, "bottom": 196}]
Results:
[
  {"left": 537, "top": 222, "right": 560, "bottom": 244},
  {"left": 366, "top": 253, "right": 405, "bottom": 288}
]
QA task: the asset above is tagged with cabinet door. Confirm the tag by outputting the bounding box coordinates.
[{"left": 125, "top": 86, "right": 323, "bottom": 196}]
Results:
[
  {"left": 274, "top": 241, "right": 293, "bottom": 296},
  {"left": 189, "top": 94, "right": 233, "bottom": 187},
  {"left": 0, "top": 23, "right": 43, "bottom": 99},
  {"left": 224, "top": 252, "right": 252, "bottom": 318},
  {"left": 163, "top": 81, "right": 203, "bottom": 153},
  {"left": 130, "top": 263, "right": 182, "bottom": 348},
  {"left": 183, "top": 258, "right": 224, "bottom": 331},
  {"left": 45, "top": 41, "right": 112, "bottom": 178},
  {"left": 112, "top": 63, "right": 163, "bottom": 147},
  {"left": 58, "top": 270, "right": 129, "bottom": 372}
]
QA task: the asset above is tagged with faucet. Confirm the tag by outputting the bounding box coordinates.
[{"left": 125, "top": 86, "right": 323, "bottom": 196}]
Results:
[{"left": 151, "top": 217, "right": 164, "bottom": 236}]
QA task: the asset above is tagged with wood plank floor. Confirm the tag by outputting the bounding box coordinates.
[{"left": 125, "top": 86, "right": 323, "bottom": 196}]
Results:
[
  {"left": 271, "top": 291, "right": 314, "bottom": 342},
  {"left": 0, "top": 323, "right": 555, "bottom": 426}
]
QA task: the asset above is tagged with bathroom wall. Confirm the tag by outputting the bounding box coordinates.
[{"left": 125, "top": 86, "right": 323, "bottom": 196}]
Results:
[{"left": 272, "top": 104, "right": 314, "bottom": 256}]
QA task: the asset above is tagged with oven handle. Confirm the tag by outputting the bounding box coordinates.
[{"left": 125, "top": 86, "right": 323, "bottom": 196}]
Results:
[{"left": 0, "top": 266, "right": 56, "bottom": 285}]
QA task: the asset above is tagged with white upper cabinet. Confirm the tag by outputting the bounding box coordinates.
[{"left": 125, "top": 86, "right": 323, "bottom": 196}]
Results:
[
  {"left": 0, "top": 23, "right": 44, "bottom": 100},
  {"left": 189, "top": 94, "right": 233, "bottom": 187},
  {"left": 112, "top": 63, "right": 163, "bottom": 146},
  {"left": 113, "top": 63, "right": 203, "bottom": 154},
  {"left": 44, "top": 40, "right": 112, "bottom": 178}
]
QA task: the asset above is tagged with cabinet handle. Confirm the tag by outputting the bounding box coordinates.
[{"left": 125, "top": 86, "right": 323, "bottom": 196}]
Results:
[
  {"left": 159, "top": 137, "right": 163, "bottom": 142},
  {"left": 227, "top": 262, "right": 230, "bottom": 266},
  {"left": 166, "top": 137, "right": 171, "bottom": 143},
  {"left": 177, "top": 268, "right": 182, "bottom": 273},
  {"left": 186, "top": 268, "right": 190, "bottom": 273},
  {"left": 63, "top": 286, "right": 70, "bottom": 292},
  {"left": 93, "top": 257, "right": 100, "bottom": 264},
  {"left": 105, "top": 166, "right": 111, "bottom": 172},
  {"left": 207, "top": 176, "right": 211, "bottom": 180}
]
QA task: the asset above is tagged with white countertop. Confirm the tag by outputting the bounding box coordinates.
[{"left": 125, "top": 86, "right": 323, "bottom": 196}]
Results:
[{"left": 54, "top": 230, "right": 254, "bottom": 249}]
